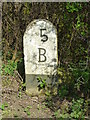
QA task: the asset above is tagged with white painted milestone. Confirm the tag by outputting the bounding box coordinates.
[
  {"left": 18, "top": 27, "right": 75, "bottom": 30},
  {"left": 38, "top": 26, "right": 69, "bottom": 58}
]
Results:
[{"left": 23, "top": 19, "right": 57, "bottom": 75}]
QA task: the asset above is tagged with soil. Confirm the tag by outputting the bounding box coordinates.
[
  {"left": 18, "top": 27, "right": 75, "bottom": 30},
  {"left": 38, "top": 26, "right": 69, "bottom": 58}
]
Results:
[
  {"left": 1, "top": 73, "right": 89, "bottom": 119},
  {"left": 1, "top": 75, "right": 55, "bottom": 118}
]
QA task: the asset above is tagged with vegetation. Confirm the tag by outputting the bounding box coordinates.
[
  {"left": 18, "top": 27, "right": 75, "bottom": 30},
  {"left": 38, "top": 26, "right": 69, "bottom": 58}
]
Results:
[{"left": 1, "top": 2, "right": 89, "bottom": 119}]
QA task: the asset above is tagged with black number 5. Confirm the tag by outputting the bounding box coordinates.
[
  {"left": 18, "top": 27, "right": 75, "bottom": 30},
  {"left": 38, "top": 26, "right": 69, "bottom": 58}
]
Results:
[{"left": 40, "top": 29, "right": 48, "bottom": 42}]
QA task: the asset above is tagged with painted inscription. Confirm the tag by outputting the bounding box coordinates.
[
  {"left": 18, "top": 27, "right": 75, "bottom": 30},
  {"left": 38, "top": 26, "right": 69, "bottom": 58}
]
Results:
[{"left": 23, "top": 19, "right": 57, "bottom": 75}]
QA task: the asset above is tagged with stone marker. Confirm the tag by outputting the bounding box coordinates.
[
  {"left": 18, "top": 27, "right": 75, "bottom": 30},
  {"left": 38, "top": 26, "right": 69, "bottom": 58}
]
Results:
[{"left": 23, "top": 19, "right": 58, "bottom": 95}]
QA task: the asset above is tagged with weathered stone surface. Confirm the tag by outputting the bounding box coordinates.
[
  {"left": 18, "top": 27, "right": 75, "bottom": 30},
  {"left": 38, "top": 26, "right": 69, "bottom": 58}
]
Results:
[{"left": 23, "top": 19, "right": 57, "bottom": 95}]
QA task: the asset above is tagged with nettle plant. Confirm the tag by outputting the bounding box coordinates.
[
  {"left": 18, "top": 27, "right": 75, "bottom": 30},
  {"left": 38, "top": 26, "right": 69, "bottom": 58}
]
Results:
[
  {"left": 70, "top": 98, "right": 87, "bottom": 119},
  {"left": 1, "top": 60, "right": 17, "bottom": 76},
  {"left": 55, "top": 98, "right": 88, "bottom": 119},
  {"left": 37, "top": 77, "right": 47, "bottom": 91},
  {"left": 0, "top": 58, "right": 23, "bottom": 76}
]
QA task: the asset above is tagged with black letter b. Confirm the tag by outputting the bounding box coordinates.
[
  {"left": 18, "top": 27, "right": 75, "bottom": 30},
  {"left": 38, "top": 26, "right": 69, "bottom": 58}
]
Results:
[{"left": 38, "top": 48, "right": 47, "bottom": 62}]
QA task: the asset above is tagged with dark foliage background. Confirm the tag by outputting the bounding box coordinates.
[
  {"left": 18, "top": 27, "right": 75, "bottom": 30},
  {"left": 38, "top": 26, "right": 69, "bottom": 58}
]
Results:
[{"left": 2, "top": 2, "right": 90, "bottom": 116}]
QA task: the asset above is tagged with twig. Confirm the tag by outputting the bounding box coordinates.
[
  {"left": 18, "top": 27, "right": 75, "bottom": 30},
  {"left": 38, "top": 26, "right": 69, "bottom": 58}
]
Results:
[{"left": 15, "top": 70, "right": 23, "bottom": 82}]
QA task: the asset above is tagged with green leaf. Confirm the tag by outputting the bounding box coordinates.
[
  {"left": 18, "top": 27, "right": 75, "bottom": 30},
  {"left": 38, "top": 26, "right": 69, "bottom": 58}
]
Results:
[
  {"left": 0, "top": 104, "right": 5, "bottom": 110},
  {"left": 27, "top": 111, "right": 30, "bottom": 116}
]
